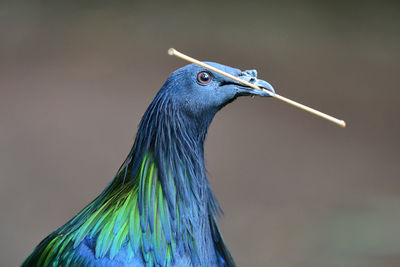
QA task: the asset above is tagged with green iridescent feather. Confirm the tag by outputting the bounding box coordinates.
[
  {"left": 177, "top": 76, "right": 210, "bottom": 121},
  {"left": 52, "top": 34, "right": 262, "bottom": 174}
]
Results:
[{"left": 22, "top": 152, "right": 191, "bottom": 267}]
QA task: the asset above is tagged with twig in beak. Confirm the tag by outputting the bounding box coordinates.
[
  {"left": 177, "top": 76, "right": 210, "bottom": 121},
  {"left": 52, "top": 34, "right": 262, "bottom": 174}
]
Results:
[{"left": 168, "top": 48, "right": 346, "bottom": 128}]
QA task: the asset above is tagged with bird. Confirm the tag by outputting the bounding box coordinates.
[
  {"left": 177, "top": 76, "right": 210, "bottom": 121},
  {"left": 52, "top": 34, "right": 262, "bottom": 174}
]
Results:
[{"left": 22, "top": 62, "right": 274, "bottom": 267}]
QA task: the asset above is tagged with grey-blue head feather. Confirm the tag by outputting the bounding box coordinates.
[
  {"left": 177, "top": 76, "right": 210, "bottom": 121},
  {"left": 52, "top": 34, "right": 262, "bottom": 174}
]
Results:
[{"left": 162, "top": 62, "right": 274, "bottom": 122}]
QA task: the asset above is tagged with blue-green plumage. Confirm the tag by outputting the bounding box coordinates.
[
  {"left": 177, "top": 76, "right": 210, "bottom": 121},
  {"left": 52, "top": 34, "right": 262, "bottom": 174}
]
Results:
[{"left": 22, "top": 62, "right": 274, "bottom": 266}]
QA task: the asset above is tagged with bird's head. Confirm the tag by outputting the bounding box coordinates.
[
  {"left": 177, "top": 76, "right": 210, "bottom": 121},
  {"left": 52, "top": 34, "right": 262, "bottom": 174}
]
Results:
[
  {"left": 161, "top": 62, "right": 275, "bottom": 119},
  {"left": 132, "top": 62, "right": 275, "bottom": 206}
]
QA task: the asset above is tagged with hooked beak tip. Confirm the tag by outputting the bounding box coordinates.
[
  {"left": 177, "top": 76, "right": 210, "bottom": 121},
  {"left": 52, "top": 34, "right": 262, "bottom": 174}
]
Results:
[{"left": 249, "top": 79, "right": 275, "bottom": 97}]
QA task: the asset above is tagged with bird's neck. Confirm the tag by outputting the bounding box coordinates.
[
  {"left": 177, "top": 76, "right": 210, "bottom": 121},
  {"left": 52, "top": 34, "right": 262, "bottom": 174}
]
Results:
[{"left": 126, "top": 93, "right": 220, "bottom": 217}]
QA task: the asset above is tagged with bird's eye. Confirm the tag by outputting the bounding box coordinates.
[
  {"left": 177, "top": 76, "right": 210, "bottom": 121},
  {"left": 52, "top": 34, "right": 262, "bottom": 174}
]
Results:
[{"left": 196, "top": 71, "right": 212, "bottom": 85}]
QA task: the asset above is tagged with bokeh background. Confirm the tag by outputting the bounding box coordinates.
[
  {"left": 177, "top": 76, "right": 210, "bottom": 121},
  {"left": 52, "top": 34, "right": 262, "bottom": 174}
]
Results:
[{"left": 1, "top": 1, "right": 399, "bottom": 266}]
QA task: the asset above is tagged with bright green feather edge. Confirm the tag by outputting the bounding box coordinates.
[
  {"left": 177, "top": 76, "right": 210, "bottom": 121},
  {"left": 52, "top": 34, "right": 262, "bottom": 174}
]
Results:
[{"left": 23, "top": 152, "right": 191, "bottom": 267}]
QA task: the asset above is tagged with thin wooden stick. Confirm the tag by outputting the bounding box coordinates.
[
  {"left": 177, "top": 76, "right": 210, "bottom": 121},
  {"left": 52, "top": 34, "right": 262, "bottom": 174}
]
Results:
[{"left": 168, "top": 48, "right": 346, "bottom": 128}]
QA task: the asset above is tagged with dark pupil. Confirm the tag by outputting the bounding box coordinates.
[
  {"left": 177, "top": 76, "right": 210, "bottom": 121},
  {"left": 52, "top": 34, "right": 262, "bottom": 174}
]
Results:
[{"left": 200, "top": 72, "right": 209, "bottom": 82}]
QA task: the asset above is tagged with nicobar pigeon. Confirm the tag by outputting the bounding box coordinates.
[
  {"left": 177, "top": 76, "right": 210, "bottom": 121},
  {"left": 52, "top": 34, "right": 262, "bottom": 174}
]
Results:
[{"left": 23, "top": 62, "right": 275, "bottom": 267}]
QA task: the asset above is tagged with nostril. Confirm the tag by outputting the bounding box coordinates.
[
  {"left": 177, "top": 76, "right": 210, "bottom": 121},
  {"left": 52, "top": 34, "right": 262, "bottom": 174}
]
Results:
[{"left": 245, "top": 69, "right": 258, "bottom": 78}]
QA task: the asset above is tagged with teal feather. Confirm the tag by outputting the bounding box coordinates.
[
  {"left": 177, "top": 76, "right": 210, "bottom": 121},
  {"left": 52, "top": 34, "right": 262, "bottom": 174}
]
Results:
[
  {"left": 110, "top": 220, "right": 128, "bottom": 259},
  {"left": 149, "top": 164, "right": 157, "bottom": 233},
  {"left": 142, "top": 224, "right": 151, "bottom": 253},
  {"left": 114, "top": 193, "right": 132, "bottom": 234},
  {"left": 159, "top": 191, "right": 171, "bottom": 243},
  {"left": 139, "top": 155, "right": 150, "bottom": 232},
  {"left": 95, "top": 207, "right": 119, "bottom": 258},
  {"left": 129, "top": 197, "right": 141, "bottom": 253}
]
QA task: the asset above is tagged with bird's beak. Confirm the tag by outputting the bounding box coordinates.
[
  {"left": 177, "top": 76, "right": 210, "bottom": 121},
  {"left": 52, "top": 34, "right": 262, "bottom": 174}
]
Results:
[{"left": 234, "top": 71, "right": 275, "bottom": 97}]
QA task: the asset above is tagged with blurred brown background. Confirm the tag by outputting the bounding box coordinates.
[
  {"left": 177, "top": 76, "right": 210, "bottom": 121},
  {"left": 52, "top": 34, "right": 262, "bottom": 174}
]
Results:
[{"left": 1, "top": 1, "right": 399, "bottom": 266}]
